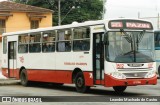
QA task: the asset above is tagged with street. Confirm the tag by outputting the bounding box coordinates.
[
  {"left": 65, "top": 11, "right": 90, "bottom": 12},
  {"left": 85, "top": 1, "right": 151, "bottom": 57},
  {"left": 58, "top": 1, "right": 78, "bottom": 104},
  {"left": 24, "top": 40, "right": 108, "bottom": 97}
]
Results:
[
  {"left": 0, "top": 80, "right": 160, "bottom": 96},
  {"left": 0, "top": 79, "right": 159, "bottom": 105}
]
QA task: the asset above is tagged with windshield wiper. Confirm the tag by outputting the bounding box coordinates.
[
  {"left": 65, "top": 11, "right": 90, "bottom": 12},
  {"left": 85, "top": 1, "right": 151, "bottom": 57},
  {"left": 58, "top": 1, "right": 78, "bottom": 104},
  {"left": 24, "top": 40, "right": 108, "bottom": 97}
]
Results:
[
  {"left": 120, "top": 29, "right": 132, "bottom": 43},
  {"left": 137, "top": 31, "right": 145, "bottom": 43}
]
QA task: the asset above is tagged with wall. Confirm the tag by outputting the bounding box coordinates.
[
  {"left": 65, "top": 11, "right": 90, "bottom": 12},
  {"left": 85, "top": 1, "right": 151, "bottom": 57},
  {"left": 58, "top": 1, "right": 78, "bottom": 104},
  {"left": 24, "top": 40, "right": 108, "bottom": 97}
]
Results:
[
  {"left": 39, "top": 13, "right": 52, "bottom": 28},
  {"left": 6, "top": 12, "right": 52, "bottom": 32}
]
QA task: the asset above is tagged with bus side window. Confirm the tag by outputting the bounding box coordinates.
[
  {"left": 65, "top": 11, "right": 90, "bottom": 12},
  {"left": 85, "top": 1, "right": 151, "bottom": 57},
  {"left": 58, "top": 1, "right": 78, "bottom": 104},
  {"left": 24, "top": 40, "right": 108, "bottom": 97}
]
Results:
[
  {"left": 73, "top": 27, "right": 90, "bottom": 51},
  {"left": 18, "top": 34, "right": 29, "bottom": 53},
  {"left": 155, "top": 32, "right": 160, "bottom": 48},
  {"left": 29, "top": 33, "right": 41, "bottom": 53},
  {"left": 57, "top": 29, "right": 71, "bottom": 52},
  {"left": 3, "top": 36, "right": 7, "bottom": 54},
  {"left": 42, "top": 31, "right": 56, "bottom": 52}
]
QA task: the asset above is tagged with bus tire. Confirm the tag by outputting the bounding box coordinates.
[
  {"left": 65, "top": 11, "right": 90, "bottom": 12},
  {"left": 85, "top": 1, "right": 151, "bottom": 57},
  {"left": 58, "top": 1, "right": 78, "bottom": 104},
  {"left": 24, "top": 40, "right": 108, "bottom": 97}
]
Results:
[
  {"left": 75, "top": 72, "right": 90, "bottom": 93},
  {"left": 113, "top": 86, "right": 127, "bottom": 94},
  {"left": 20, "top": 69, "right": 29, "bottom": 86}
]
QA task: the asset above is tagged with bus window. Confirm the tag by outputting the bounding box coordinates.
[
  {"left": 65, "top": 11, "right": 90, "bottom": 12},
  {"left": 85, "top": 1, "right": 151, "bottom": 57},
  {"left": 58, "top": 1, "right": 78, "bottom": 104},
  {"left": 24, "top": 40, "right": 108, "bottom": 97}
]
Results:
[
  {"left": 29, "top": 33, "right": 41, "bottom": 53},
  {"left": 3, "top": 36, "right": 7, "bottom": 54},
  {"left": 18, "top": 35, "right": 29, "bottom": 53},
  {"left": 42, "top": 31, "right": 56, "bottom": 52},
  {"left": 73, "top": 27, "right": 90, "bottom": 51},
  {"left": 57, "top": 29, "right": 71, "bottom": 52}
]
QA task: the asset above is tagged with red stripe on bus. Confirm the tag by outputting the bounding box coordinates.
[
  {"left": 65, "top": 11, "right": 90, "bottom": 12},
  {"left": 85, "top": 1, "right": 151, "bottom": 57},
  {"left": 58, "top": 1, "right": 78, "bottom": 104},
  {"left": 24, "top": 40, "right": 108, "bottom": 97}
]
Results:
[
  {"left": 83, "top": 72, "right": 94, "bottom": 86},
  {"left": 2, "top": 68, "right": 94, "bottom": 86},
  {"left": 1, "top": 68, "right": 19, "bottom": 78},
  {"left": 27, "top": 69, "right": 73, "bottom": 84},
  {"left": 1, "top": 68, "right": 8, "bottom": 78},
  {"left": 27, "top": 70, "right": 94, "bottom": 86},
  {"left": 104, "top": 74, "right": 157, "bottom": 87},
  {"left": 95, "top": 80, "right": 104, "bottom": 85}
]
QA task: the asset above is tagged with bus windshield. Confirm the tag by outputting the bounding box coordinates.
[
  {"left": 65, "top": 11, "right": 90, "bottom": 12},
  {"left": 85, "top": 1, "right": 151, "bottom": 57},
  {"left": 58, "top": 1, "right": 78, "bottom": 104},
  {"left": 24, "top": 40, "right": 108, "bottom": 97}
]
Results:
[{"left": 105, "top": 31, "right": 155, "bottom": 63}]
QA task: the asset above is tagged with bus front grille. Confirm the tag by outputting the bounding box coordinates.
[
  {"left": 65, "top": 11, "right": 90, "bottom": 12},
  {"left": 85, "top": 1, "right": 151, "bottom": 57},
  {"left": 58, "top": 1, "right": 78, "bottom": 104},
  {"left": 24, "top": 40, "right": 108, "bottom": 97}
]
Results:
[{"left": 123, "top": 72, "right": 148, "bottom": 78}]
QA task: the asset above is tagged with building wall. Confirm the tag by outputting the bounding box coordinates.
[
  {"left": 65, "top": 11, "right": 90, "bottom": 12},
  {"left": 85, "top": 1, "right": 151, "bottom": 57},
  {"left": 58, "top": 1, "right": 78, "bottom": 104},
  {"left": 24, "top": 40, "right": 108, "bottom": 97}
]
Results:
[
  {"left": 6, "top": 12, "right": 52, "bottom": 32},
  {"left": 39, "top": 13, "right": 52, "bottom": 28},
  {"left": 0, "top": 42, "right": 2, "bottom": 68},
  {"left": 6, "top": 12, "right": 30, "bottom": 32}
]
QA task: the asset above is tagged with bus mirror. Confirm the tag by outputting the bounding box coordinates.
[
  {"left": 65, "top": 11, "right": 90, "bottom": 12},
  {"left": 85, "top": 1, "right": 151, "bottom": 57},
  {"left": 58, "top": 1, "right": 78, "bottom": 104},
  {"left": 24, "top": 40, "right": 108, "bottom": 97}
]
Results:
[{"left": 103, "top": 33, "right": 109, "bottom": 45}]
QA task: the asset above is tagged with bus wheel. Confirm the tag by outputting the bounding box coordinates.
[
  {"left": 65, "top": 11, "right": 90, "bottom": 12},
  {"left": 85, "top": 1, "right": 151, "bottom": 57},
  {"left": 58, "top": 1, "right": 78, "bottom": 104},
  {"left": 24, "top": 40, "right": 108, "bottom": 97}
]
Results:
[
  {"left": 75, "top": 72, "right": 90, "bottom": 93},
  {"left": 20, "top": 69, "right": 29, "bottom": 86},
  {"left": 113, "top": 86, "right": 127, "bottom": 94}
]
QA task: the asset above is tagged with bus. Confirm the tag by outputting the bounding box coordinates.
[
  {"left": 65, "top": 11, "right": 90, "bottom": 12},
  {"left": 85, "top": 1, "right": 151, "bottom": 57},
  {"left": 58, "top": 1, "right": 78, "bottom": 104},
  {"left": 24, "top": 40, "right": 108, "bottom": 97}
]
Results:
[
  {"left": 154, "top": 30, "right": 160, "bottom": 77},
  {"left": 2, "top": 19, "right": 157, "bottom": 93}
]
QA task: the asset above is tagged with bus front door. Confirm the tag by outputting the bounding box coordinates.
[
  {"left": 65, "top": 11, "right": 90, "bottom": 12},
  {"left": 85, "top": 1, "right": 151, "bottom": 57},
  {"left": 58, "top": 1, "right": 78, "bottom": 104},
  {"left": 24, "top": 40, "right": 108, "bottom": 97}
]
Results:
[
  {"left": 93, "top": 33, "right": 104, "bottom": 84},
  {"left": 8, "top": 41, "right": 17, "bottom": 78}
]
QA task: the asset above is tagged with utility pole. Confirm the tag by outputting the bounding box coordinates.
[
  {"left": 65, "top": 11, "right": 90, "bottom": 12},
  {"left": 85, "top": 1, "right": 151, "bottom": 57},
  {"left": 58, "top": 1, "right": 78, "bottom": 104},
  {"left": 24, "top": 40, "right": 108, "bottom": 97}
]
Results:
[{"left": 58, "top": 0, "right": 61, "bottom": 26}]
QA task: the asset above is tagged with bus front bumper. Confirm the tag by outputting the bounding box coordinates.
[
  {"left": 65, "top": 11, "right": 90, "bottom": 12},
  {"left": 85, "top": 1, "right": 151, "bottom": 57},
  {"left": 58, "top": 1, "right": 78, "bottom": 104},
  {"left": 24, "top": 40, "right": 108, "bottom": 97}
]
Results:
[{"left": 104, "top": 74, "right": 157, "bottom": 87}]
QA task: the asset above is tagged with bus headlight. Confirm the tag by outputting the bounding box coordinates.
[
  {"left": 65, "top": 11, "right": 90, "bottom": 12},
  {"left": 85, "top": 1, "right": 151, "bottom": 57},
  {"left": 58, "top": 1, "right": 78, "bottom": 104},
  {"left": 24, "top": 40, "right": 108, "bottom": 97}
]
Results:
[
  {"left": 144, "top": 71, "right": 156, "bottom": 78},
  {"left": 110, "top": 72, "right": 126, "bottom": 79}
]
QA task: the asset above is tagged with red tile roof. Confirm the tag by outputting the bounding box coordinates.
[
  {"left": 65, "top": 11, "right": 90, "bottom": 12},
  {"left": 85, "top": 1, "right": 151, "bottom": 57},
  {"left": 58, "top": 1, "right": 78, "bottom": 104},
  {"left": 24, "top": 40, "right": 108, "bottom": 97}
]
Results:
[{"left": 0, "top": 1, "right": 53, "bottom": 13}]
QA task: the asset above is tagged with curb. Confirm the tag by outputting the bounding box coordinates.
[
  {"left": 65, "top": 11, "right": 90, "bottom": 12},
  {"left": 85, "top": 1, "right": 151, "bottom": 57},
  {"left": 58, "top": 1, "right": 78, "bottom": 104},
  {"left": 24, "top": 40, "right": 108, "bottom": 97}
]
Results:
[{"left": 0, "top": 79, "right": 20, "bottom": 86}]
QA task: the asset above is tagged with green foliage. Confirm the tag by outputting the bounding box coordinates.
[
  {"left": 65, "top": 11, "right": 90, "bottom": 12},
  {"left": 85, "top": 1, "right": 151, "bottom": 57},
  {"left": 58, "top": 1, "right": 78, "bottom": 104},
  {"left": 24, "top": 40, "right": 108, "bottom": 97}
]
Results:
[{"left": 14, "top": 0, "right": 103, "bottom": 26}]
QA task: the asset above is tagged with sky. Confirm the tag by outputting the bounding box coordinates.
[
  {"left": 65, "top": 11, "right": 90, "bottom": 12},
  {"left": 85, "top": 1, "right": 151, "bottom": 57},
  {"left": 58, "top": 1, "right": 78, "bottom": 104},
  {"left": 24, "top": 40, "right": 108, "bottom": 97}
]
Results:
[
  {"left": 104, "top": 0, "right": 160, "bottom": 29},
  {"left": 0, "top": 0, "right": 160, "bottom": 29}
]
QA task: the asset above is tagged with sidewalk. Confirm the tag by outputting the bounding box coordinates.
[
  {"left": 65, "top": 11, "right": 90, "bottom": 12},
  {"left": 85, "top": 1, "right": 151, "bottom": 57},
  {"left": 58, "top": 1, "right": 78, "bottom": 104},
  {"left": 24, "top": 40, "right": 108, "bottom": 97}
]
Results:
[{"left": 0, "top": 69, "right": 20, "bottom": 86}]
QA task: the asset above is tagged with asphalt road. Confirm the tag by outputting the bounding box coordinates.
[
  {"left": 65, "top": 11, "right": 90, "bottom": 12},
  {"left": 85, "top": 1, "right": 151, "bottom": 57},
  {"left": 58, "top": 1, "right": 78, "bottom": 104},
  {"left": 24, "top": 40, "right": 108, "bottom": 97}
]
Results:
[{"left": 0, "top": 79, "right": 159, "bottom": 105}]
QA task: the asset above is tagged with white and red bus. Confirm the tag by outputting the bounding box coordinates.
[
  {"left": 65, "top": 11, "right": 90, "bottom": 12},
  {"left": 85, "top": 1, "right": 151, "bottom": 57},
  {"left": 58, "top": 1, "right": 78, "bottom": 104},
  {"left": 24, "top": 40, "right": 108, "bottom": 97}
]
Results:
[{"left": 2, "top": 19, "right": 157, "bottom": 93}]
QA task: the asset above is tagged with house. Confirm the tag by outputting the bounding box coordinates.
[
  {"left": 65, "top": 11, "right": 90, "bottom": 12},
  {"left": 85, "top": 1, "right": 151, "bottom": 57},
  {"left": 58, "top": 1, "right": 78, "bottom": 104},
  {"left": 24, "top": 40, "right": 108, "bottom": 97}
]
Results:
[
  {"left": 0, "top": 1, "right": 53, "bottom": 66},
  {"left": 0, "top": 1, "right": 53, "bottom": 35}
]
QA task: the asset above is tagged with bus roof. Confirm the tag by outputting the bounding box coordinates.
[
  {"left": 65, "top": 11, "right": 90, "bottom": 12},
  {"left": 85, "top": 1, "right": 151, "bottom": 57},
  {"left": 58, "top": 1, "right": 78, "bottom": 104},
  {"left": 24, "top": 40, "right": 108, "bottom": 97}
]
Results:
[{"left": 2, "top": 18, "right": 153, "bottom": 36}]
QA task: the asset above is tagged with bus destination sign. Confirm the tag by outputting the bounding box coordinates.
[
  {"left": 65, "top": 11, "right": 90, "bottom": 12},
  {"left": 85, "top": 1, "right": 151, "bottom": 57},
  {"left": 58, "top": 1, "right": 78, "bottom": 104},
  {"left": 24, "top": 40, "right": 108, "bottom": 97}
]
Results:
[{"left": 108, "top": 20, "right": 153, "bottom": 30}]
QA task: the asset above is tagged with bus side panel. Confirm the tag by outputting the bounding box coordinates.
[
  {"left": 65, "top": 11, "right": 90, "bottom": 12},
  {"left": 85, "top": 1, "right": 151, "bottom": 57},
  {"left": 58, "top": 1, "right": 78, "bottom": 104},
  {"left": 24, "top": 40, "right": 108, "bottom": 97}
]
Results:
[
  {"left": 83, "top": 71, "right": 94, "bottom": 86},
  {"left": 1, "top": 68, "right": 8, "bottom": 78},
  {"left": 27, "top": 69, "right": 72, "bottom": 84}
]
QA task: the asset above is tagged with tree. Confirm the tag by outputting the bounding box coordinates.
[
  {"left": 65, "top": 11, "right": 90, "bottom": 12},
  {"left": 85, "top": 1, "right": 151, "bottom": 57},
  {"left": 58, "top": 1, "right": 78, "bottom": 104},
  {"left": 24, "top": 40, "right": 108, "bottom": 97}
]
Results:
[{"left": 14, "top": 0, "right": 103, "bottom": 26}]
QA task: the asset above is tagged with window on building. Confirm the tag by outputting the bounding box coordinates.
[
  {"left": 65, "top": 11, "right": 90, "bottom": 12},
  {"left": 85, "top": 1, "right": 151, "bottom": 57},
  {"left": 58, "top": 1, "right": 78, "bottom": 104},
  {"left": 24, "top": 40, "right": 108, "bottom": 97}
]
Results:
[
  {"left": 29, "top": 33, "right": 41, "bottom": 53},
  {"left": 18, "top": 34, "right": 29, "bottom": 53},
  {"left": 42, "top": 31, "right": 56, "bottom": 52},
  {"left": 0, "top": 19, "right": 6, "bottom": 34},
  {"left": 31, "top": 20, "right": 39, "bottom": 29},
  {"left": 57, "top": 29, "right": 71, "bottom": 52},
  {"left": 73, "top": 27, "right": 90, "bottom": 51}
]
